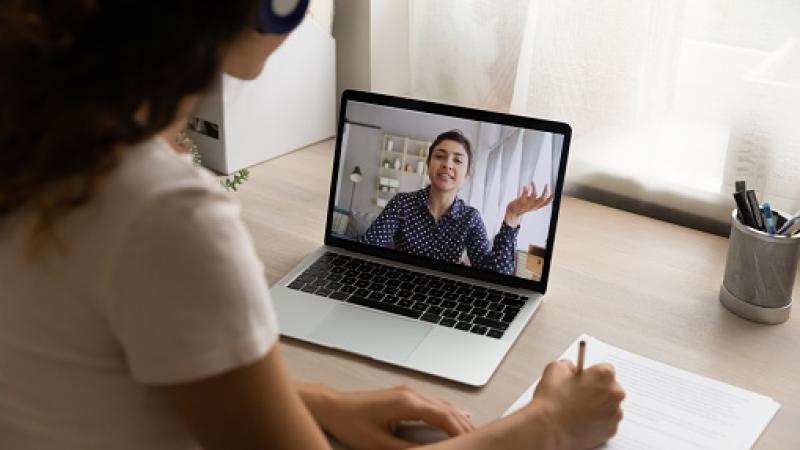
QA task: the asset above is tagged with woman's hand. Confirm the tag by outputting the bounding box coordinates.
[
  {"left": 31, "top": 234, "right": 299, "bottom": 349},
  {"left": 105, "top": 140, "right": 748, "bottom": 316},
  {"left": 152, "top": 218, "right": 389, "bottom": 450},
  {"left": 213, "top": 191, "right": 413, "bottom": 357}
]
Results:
[
  {"left": 298, "top": 384, "right": 474, "bottom": 450},
  {"left": 530, "top": 360, "right": 625, "bottom": 449},
  {"left": 504, "top": 182, "right": 554, "bottom": 228}
]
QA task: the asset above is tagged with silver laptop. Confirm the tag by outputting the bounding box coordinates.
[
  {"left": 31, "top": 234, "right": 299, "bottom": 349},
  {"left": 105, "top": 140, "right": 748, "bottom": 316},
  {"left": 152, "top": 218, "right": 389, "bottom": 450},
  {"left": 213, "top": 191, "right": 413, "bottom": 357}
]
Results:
[{"left": 270, "top": 90, "right": 571, "bottom": 386}]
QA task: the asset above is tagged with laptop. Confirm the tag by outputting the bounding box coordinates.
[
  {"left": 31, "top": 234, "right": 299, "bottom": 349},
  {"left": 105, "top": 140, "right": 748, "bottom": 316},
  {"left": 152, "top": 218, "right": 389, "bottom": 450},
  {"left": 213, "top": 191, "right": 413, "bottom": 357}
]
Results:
[{"left": 270, "top": 90, "right": 571, "bottom": 386}]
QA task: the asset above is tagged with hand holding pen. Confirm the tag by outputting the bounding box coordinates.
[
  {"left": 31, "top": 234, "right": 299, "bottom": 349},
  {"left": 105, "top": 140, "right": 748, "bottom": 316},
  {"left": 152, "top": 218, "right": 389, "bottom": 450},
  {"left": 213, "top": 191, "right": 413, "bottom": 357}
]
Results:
[{"left": 531, "top": 340, "right": 625, "bottom": 449}]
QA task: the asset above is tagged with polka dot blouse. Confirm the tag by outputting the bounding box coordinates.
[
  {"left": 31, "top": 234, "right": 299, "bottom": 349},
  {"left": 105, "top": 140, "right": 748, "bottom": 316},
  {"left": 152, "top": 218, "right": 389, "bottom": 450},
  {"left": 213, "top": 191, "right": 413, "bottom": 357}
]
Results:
[{"left": 360, "top": 187, "right": 519, "bottom": 275}]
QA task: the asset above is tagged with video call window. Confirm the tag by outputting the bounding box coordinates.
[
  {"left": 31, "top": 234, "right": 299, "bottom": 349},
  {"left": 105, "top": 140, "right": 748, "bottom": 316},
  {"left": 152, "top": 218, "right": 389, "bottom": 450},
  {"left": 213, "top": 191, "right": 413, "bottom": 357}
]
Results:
[{"left": 332, "top": 101, "right": 564, "bottom": 282}]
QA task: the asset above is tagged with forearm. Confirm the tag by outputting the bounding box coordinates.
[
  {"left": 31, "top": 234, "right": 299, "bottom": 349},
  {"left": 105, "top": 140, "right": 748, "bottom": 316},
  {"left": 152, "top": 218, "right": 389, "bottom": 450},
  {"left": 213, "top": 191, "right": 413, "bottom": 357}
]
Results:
[{"left": 415, "top": 407, "right": 560, "bottom": 450}]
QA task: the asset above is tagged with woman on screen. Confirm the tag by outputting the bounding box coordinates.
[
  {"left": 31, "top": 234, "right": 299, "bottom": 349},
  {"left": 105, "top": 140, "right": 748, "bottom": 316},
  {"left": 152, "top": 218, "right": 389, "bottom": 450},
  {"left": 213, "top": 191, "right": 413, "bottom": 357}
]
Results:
[{"left": 361, "top": 130, "right": 554, "bottom": 276}]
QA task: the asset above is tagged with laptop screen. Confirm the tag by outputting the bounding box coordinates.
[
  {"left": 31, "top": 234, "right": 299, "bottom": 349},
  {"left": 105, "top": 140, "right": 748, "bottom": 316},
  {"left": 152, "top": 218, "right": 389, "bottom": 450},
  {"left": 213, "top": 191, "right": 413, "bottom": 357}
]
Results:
[{"left": 326, "top": 91, "right": 570, "bottom": 292}]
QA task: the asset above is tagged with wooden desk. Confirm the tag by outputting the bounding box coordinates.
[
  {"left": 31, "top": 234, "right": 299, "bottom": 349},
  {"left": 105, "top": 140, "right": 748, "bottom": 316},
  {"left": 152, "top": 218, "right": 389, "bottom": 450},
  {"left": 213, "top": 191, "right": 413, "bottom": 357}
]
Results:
[{"left": 238, "top": 139, "right": 799, "bottom": 449}]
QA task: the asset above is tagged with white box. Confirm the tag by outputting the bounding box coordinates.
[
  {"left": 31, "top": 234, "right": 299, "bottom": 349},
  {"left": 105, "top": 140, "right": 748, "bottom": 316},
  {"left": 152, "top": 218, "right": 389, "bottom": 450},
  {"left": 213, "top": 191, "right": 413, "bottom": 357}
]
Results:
[{"left": 187, "top": 15, "right": 336, "bottom": 174}]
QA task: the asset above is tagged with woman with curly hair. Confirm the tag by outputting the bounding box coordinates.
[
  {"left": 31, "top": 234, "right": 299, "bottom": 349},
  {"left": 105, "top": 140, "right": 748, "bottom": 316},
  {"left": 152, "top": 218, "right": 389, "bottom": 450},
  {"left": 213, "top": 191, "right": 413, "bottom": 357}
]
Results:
[{"left": 0, "top": 2, "right": 624, "bottom": 449}]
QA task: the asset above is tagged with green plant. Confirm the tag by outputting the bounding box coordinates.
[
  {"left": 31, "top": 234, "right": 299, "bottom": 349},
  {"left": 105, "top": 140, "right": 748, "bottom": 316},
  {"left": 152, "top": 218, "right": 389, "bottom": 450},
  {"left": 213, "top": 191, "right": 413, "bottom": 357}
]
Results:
[
  {"left": 221, "top": 169, "right": 249, "bottom": 192},
  {"left": 176, "top": 130, "right": 249, "bottom": 192}
]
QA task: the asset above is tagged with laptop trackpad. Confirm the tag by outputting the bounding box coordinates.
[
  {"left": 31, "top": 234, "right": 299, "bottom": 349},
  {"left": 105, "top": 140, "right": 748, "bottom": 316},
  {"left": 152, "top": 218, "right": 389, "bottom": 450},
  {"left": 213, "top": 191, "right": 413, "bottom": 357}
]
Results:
[{"left": 309, "top": 305, "right": 432, "bottom": 363}]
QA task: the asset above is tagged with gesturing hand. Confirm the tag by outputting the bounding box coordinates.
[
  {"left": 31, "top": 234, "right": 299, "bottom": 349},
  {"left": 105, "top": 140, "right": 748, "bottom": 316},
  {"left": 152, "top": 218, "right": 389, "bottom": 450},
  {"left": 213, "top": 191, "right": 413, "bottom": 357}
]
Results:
[
  {"left": 310, "top": 385, "right": 474, "bottom": 450},
  {"left": 504, "top": 182, "right": 554, "bottom": 228}
]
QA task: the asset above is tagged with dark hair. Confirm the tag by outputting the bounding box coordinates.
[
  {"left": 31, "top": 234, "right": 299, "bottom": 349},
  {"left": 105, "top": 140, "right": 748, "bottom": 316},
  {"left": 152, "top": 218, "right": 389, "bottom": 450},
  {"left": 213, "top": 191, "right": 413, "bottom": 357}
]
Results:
[
  {"left": 427, "top": 129, "right": 473, "bottom": 173},
  {"left": 0, "top": 0, "right": 258, "bottom": 248}
]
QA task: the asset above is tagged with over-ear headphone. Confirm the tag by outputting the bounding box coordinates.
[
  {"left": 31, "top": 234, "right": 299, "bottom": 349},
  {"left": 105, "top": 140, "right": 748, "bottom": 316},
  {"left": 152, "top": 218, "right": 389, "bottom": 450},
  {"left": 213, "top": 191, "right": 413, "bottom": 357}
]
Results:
[{"left": 254, "top": 0, "right": 309, "bottom": 34}]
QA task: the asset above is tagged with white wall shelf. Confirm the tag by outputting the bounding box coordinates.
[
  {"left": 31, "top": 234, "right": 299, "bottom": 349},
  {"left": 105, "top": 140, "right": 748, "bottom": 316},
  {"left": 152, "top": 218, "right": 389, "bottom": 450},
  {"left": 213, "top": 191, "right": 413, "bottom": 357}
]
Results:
[{"left": 376, "top": 134, "right": 431, "bottom": 207}]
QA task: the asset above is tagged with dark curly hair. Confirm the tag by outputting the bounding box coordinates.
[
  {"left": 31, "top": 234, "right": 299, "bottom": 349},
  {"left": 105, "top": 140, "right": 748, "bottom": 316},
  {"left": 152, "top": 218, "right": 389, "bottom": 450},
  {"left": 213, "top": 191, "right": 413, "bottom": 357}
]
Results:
[{"left": 0, "top": 0, "right": 258, "bottom": 249}]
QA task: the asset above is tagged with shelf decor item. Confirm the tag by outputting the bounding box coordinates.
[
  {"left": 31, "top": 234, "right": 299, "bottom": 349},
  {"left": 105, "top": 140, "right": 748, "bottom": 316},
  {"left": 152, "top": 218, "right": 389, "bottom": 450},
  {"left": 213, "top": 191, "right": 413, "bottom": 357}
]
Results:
[{"left": 376, "top": 134, "right": 432, "bottom": 207}]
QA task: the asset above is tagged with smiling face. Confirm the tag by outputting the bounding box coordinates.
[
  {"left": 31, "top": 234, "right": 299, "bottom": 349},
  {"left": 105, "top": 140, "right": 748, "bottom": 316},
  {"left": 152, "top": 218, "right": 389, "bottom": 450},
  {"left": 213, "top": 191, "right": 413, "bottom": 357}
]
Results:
[{"left": 427, "top": 139, "right": 470, "bottom": 193}]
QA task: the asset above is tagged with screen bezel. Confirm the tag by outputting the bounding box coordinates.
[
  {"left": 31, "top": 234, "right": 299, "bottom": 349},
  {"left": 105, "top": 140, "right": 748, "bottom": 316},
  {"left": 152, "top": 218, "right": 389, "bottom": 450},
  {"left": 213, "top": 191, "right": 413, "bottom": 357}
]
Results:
[{"left": 325, "top": 89, "right": 572, "bottom": 294}]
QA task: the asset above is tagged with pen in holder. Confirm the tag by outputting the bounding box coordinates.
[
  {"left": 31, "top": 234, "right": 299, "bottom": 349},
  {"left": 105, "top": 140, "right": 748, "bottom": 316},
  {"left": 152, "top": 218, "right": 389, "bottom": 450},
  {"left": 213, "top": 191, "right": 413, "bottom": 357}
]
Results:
[{"left": 720, "top": 208, "right": 800, "bottom": 324}]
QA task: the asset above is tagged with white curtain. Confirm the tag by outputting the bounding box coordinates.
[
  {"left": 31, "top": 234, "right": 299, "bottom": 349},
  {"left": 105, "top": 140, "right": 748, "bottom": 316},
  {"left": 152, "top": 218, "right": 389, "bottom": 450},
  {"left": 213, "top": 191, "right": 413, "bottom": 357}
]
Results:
[
  {"left": 403, "top": 0, "right": 800, "bottom": 232},
  {"left": 463, "top": 124, "right": 557, "bottom": 247}
]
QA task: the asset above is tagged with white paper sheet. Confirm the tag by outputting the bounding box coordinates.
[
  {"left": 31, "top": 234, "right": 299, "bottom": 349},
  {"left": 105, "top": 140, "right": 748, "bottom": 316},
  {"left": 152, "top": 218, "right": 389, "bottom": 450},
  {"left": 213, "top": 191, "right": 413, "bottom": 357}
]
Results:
[{"left": 505, "top": 335, "right": 780, "bottom": 450}]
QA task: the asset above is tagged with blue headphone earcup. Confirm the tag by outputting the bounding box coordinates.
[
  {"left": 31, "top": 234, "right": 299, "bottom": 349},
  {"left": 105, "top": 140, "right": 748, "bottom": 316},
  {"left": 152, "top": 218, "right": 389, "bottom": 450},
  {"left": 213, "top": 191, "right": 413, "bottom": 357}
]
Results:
[{"left": 254, "top": 0, "right": 309, "bottom": 34}]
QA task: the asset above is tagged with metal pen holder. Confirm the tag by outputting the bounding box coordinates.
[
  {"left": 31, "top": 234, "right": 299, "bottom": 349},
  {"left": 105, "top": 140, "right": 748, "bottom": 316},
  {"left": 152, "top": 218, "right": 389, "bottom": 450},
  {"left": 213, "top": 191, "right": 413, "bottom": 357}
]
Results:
[{"left": 720, "top": 209, "right": 800, "bottom": 324}]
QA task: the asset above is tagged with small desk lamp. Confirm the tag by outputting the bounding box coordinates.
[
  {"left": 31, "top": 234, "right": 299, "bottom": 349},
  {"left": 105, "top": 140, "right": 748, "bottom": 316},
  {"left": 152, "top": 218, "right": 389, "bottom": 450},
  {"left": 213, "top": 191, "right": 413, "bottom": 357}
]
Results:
[{"left": 348, "top": 166, "right": 363, "bottom": 213}]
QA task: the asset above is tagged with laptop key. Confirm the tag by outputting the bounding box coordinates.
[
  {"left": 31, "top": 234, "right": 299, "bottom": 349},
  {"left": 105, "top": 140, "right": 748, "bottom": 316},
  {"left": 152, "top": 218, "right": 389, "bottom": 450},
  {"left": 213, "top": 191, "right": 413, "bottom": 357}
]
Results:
[
  {"left": 340, "top": 285, "right": 356, "bottom": 293},
  {"left": 488, "top": 302, "right": 504, "bottom": 311},
  {"left": 428, "top": 288, "right": 444, "bottom": 298},
  {"left": 441, "top": 309, "right": 458, "bottom": 318},
  {"left": 400, "top": 282, "right": 416, "bottom": 290},
  {"left": 426, "top": 297, "right": 442, "bottom": 306},
  {"left": 502, "top": 309, "right": 519, "bottom": 323},
  {"left": 486, "top": 311, "right": 504, "bottom": 320},
  {"left": 443, "top": 292, "right": 460, "bottom": 301},
  {"left": 421, "top": 313, "right": 441, "bottom": 324},
  {"left": 470, "top": 325, "right": 488, "bottom": 335},
  {"left": 487, "top": 329, "right": 505, "bottom": 339},
  {"left": 473, "top": 317, "right": 509, "bottom": 330},
  {"left": 355, "top": 288, "right": 371, "bottom": 297},
  {"left": 458, "top": 313, "right": 476, "bottom": 322},
  {"left": 411, "top": 293, "right": 427, "bottom": 302},
  {"left": 456, "top": 303, "right": 472, "bottom": 312},
  {"left": 347, "top": 296, "right": 422, "bottom": 320},
  {"left": 411, "top": 302, "right": 428, "bottom": 312},
  {"left": 440, "top": 318, "right": 456, "bottom": 327},
  {"left": 329, "top": 291, "right": 350, "bottom": 301},
  {"left": 301, "top": 285, "right": 317, "bottom": 294},
  {"left": 382, "top": 295, "right": 399, "bottom": 304},
  {"left": 398, "top": 299, "right": 413, "bottom": 308},
  {"left": 456, "top": 295, "right": 474, "bottom": 304},
  {"left": 501, "top": 298, "right": 525, "bottom": 308},
  {"left": 472, "top": 307, "right": 488, "bottom": 318},
  {"left": 368, "top": 292, "right": 385, "bottom": 301},
  {"left": 316, "top": 288, "right": 333, "bottom": 297},
  {"left": 287, "top": 280, "right": 304, "bottom": 290},
  {"left": 354, "top": 280, "right": 370, "bottom": 288},
  {"left": 455, "top": 321, "right": 472, "bottom": 331},
  {"left": 473, "top": 299, "right": 489, "bottom": 308},
  {"left": 442, "top": 300, "right": 457, "bottom": 309},
  {"left": 427, "top": 306, "right": 443, "bottom": 315}
]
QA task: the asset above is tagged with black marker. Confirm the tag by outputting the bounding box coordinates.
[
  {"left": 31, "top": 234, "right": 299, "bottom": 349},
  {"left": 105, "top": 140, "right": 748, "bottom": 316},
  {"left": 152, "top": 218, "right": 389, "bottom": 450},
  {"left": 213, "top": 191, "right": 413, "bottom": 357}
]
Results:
[
  {"left": 733, "top": 191, "right": 757, "bottom": 229},
  {"left": 745, "top": 190, "right": 764, "bottom": 231}
]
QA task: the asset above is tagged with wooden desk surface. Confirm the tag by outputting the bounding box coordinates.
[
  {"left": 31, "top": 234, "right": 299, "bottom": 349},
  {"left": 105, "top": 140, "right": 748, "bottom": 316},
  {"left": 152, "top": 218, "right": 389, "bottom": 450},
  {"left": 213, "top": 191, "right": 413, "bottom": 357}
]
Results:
[{"left": 238, "top": 139, "right": 799, "bottom": 449}]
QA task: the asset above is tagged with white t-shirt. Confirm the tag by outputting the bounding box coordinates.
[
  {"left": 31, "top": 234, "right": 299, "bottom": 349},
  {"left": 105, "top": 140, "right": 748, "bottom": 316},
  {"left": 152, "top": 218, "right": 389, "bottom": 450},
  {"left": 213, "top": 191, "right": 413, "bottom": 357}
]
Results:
[{"left": 0, "top": 137, "right": 279, "bottom": 449}]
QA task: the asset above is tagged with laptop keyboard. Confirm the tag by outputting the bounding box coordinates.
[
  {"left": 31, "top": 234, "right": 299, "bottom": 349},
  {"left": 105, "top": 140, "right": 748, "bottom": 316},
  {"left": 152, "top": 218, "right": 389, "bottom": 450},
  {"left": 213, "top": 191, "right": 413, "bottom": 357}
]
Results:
[{"left": 285, "top": 252, "right": 527, "bottom": 339}]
